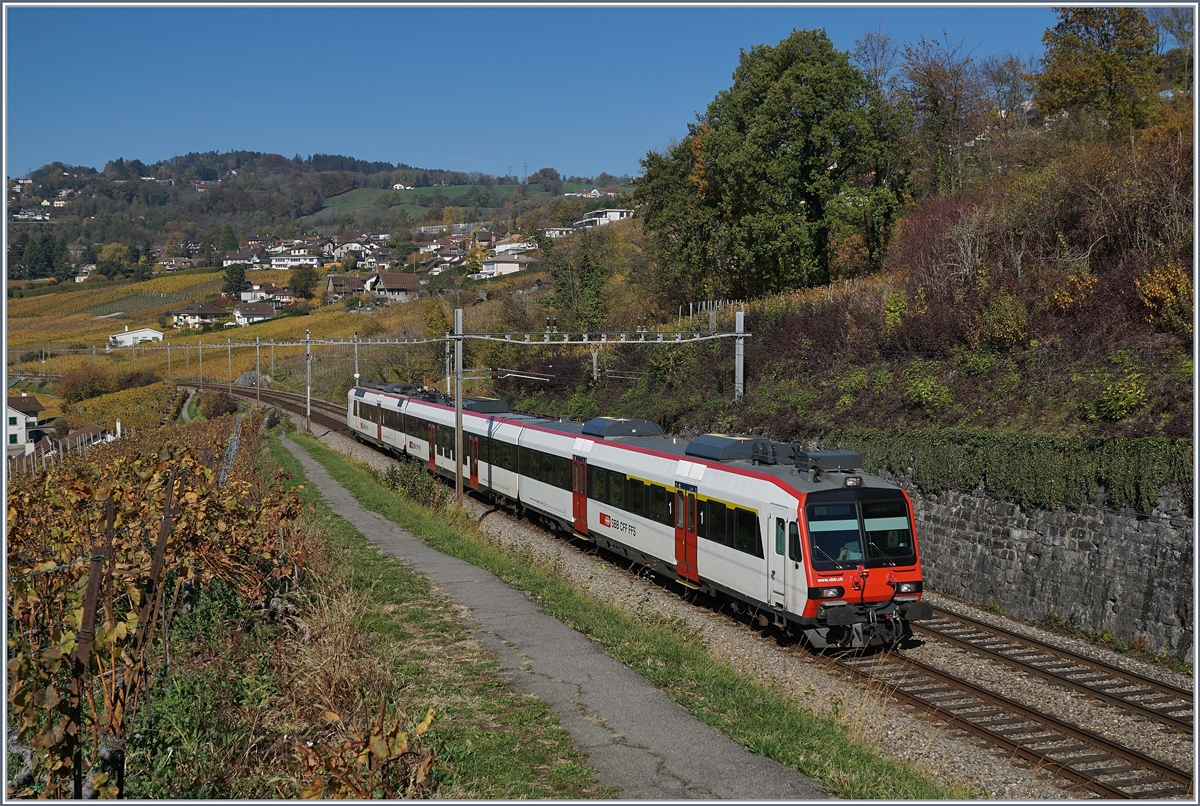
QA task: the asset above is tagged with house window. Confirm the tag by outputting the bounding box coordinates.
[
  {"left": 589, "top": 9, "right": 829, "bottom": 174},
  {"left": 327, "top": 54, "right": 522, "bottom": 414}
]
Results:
[
  {"left": 8, "top": 416, "right": 15, "bottom": 426},
  {"left": 9, "top": 434, "right": 16, "bottom": 444}
]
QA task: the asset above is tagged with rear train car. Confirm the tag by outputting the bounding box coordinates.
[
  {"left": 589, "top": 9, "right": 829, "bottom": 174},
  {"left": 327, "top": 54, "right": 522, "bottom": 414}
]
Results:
[{"left": 347, "top": 386, "right": 932, "bottom": 649}]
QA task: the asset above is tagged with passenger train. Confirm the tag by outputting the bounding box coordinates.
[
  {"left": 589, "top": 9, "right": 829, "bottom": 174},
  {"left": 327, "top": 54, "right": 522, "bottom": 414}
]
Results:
[{"left": 348, "top": 383, "right": 933, "bottom": 648}]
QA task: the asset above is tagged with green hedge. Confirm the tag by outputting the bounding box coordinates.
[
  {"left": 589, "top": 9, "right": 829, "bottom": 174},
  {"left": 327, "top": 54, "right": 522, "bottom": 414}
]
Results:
[{"left": 820, "top": 428, "right": 1193, "bottom": 514}]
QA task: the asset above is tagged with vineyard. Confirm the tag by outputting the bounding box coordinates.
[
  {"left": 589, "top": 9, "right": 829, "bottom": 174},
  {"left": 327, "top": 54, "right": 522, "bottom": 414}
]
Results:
[
  {"left": 6, "top": 413, "right": 306, "bottom": 797},
  {"left": 81, "top": 293, "right": 192, "bottom": 318},
  {"left": 61, "top": 383, "right": 178, "bottom": 433}
]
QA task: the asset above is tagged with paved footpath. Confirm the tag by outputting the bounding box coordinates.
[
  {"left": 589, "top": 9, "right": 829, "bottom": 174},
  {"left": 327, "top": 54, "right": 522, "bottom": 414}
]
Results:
[{"left": 283, "top": 436, "right": 828, "bottom": 800}]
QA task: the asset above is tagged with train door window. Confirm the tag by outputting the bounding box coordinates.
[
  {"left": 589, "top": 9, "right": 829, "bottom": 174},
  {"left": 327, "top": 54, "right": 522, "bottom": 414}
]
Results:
[
  {"left": 775, "top": 518, "right": 785, "bottom": 556},
  {"left": 789, "top": 522, "right": 802, "bottom": 562},
  {"left": 675, "top": 490, "right": 685, "bottom": 530}
]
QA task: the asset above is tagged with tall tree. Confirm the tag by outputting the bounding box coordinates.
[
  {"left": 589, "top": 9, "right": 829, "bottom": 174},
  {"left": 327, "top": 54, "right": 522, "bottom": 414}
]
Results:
[
  {"left": 218, "top": 224, "right": 239, "bottom": 254},
  {"left": 636, "top": 28, "right": 896, "bottom": 297},
  {"left": 899, "top": 34, "right": 984, "bottom": 196},
  {"left": 1035, "top": 8, "right": 1159, "bottom": 135},
  {"left": 222, "top": 262, "right": 246, "bottom": 296},
  {"left": 290, "top": 265, "right": 318, "bottom": 299}
]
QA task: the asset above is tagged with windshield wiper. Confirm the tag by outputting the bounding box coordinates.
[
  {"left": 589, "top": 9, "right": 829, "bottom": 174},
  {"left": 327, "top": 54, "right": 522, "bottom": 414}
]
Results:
[{"left": 810, "top": 543, "right": 845, "bottom": 569}]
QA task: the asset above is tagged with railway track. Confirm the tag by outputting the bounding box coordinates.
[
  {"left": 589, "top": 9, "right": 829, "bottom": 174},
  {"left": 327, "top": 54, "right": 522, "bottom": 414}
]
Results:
[
  {"left": 830, "top": 650, "right": 1191, "bottom": 799},
  {"left": 916, "top": 608, "right": 1194, "bottom": 735},
  {"left": 200, "top": 382, "right": 1194, "bottom": 798}
]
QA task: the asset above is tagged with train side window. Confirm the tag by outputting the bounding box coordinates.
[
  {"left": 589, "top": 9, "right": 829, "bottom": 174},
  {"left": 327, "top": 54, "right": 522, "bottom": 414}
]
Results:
[
  {"left": 628, "top": 478, "right": 645, "bottom": 517},
  {"left": 706, "top": 501, "right": 728, "bottom": 545},
  {"left": 519, "top": 446, "right": 533, "bottom": 477},
  {"left": 733, "top": 508, "right": 756, "bottom": 556},
  {"left": 609, "top": 471, "right": 626, "bottom": 509},
  {"left": 775, "top": 518, "right": 785, "bottom": 556},
  {"left": 556, "top": 456, "right": 570, "bottom": 490},
  {"left": 788, "top": 522, "right": 802, "bottom": 563},
  {"left": 587, "top": 465, "right": 604, "bottom": 502},
  {"left": 650, "top": 484, "right": 668, "bottom": 525}
]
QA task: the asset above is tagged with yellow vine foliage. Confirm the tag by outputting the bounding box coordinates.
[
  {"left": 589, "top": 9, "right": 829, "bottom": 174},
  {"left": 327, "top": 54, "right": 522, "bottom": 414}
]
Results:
[{"left": 1048, "top": 270, "right": 1099, "bottom": 311}]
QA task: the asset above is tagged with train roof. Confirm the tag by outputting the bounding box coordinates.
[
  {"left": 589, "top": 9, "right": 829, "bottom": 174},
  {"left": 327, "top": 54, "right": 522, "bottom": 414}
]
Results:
[{"left": 367, "top": 387, "right": 901, "bottom": 497}]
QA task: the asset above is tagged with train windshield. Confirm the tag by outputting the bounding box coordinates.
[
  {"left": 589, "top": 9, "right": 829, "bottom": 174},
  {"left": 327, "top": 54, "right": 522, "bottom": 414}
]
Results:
[{"left": 805, "top": 496, "right": 915, "bottom": 571}]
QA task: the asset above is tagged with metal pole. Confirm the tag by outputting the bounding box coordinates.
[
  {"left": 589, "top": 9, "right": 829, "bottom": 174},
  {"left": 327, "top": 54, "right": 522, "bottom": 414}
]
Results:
[
  {"left": 270, "top": 340, "right": 274, "bottom": 380},
  {"left": 255, "top": 337, "right": 261, "bottom": 407},
  {"left": 734, "top": 311, "right": 745, "bottom": 400},
  {"left": 305, "top": 329, "right": 311, "bottom": 432},
  {"left": 198, "top": 339, "right": 203, "bottom": 389},
  {"left": 167, "top": 344, "right": 171, "bottom": 380},
  {"left": 454, "top": 309, "right": 463, "bottom": 504},
  {"left": 353, "top": 332, "right": 359, "bottom": 386},
  {"left": 445, "top": 335, "right": 451, "bottom": 395},
  {"left": 227, "top": 338, "right": 232, "bottom": 387},
  {"left": 91, "top": 346, "right": 95, "bottom": 367}
]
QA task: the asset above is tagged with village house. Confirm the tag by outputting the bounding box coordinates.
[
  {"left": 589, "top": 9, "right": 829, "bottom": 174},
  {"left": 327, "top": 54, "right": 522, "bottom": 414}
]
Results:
[
  {"left": 325, "top": 274, "right": 365, "bottom": 302},
  {"left": 222, "top": 249, "right": 266, "bottom": 268},
  {"left": 6, "top": 394, "right": 46, "bottom": 456},
  {"left": 108, "top": 326, "right": 163, "bottom": 348},
  {"left": 480, "top": 254, "right": 536, "bottom": 278},
  {"left": 270, "top": 253, "right": 322, "bottom": 270},
  {"left": 169, "top": 301, "right": 230, "bottom": 329},
  {"left": 233, "top": 302, "right": 275, "bottom": 326},
  {"left": 492, "top": 235, "right": 538, "bottom": 255},
  {"left": 364, "top": 271, "right": 422, "bottom": 303}
]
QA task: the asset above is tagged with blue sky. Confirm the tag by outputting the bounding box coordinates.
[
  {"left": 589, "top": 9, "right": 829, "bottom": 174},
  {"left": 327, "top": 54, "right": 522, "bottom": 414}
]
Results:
[{"left": 5, "top": 5, "right": 1057, "bottom": 180}]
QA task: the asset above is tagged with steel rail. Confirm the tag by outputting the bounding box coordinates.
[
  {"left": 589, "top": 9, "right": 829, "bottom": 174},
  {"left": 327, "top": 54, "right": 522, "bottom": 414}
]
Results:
[
  {"left": 833, "top": 652, "right": 1193, "bottom": 799},
  {"left": 916, "top": 608, "right": 1194, "bottom": 734}
]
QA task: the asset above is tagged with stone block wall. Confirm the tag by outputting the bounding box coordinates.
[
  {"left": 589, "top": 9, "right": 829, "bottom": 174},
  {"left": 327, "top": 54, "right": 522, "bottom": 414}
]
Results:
[{"left": 904, "top": 482, "right": 1193, "bottom": 659}]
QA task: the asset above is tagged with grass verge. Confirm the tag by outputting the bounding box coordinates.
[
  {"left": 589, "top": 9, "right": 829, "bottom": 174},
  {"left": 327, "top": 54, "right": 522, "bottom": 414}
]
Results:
[
  {"left": 287, "top": 431, "right": 972, "bottom": 799},
  {"left": 263, "top": 432, "right": 605, "bottom": 798}
]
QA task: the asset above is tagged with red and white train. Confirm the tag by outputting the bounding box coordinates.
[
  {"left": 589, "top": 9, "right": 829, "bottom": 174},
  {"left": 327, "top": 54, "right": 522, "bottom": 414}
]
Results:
[{"left": 348, "top": 383, "right": 933, "bottom": 648}]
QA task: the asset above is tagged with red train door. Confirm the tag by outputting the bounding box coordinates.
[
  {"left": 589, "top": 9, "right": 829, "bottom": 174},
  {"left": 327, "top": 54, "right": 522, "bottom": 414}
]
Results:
[
  {"left": 675, "top": 486, "right": 699, "bottom": 582},
  {"left": 572, "top": 458, "right": 588, "bottom": 535},
  {"left": 427, "top": 423, "right": 437, "bottom": 470},
  {"left": 468, "top": 436, "right": 479, "bottom": 489}
]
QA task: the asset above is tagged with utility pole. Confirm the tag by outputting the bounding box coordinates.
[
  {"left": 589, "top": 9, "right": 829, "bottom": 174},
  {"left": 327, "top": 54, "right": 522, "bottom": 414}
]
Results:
[
  {"left": 353, "top": 331, "right": 359, "bottom": 387},
  {"left": 255, "top": 337, "right": 261, "bottom": 407},
  {"left": 167, "top": 344, "right": 171, "bottom": 380},
  {"left": 735, "top": 311, "right": 745, "bottom": 400},
  {"left": 226, "top": 338, "right": 232, "bottom": 387},
  {"left": 305, "top": 329, "right": 311, "bottom": 432},
  {"left": 444, "top": 334, "right": 451, "bottom": 396},
  {"left": 198, "top": 339, "right": 203, "bottom": 390},
  {"left": 454, "top": 309, "right": 463, "bottom": 504},
  {"left": 270, "top": 340, "right": 274, "bottom": 380}
]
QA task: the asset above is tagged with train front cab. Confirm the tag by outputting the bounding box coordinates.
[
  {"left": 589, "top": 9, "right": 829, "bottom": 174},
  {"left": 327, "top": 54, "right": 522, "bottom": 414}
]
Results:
[{"left": 788, "top": 486, "right": 932, "bottom": 649}]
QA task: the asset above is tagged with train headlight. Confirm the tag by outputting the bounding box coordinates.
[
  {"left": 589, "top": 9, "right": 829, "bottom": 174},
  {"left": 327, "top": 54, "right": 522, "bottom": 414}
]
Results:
[
  {"left": 894, "top": 581, "right": 923, "bottom": 594},
  {"left": 808, "top": 586, "right": 845, "bottom": 599}
]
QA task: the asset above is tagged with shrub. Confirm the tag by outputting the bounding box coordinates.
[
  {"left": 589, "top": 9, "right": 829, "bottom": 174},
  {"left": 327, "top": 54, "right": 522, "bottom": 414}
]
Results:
[
  {"left": 978, "top": 290, "right": 1028, "bottom": 348},
  {"left": 901, "top": 361, "right": 952, "bottom": 409},
  {"left": 116, "top": 370, "right": 163, "bottom": 390},
  {"left": 198, "top": 390, "right": 238, "bottom": 419},
  {"left": 837, "top": 368, "right": 869, "bottom": 395},
  {"left": 59, "top": 366, "right": 118, "bottom": 404},
  {"left": 1093, "top": 374, "right": 1147, "bottom": 421}
]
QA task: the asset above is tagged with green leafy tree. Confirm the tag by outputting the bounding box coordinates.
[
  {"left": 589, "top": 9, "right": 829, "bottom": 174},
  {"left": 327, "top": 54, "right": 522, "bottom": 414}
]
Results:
[
  {"left": 545, "top": 230, "right": 609, "bottom": 332},
  {"left": 291, "top": 265, "right": 319, "bottom": 299},
  {"left": 1035, "top": 8, "right": 1159, "bottom": 135},
  {"left": 341, "top": 253, "right": 358, "bottom": 273},
  {"left": 98, "top": 243, "right": 131, "bottom": 275},
  {"left": 635, "top": 29, "right": 896, "bottom": 298},
  {"left": 222, "top": 262, "right": 246, "bottom": 296},
  {"left": 218, "top": 224, "right": 239, "bottom": 254}
]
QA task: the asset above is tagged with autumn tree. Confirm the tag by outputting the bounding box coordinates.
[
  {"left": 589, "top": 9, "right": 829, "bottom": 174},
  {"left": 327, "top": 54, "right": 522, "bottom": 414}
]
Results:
[
  {"left": 899, "top": 34, "right": 984, "bottom": 196},
  {"left": 1035, "top": 8, "right": 1159, "bottom": 136},
  {"left": 544, "top": 229, "right": 610, "bottom": 333}
]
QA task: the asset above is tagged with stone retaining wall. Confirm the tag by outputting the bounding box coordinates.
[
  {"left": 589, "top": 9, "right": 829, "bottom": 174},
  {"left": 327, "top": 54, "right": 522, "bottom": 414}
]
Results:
[{"left": 905, "top": 481, "right": 1193, "bottom": 659}]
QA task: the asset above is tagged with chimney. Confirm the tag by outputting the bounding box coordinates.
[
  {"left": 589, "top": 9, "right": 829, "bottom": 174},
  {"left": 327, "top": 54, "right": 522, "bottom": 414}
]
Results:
[{"left": 125, "top": 325, "right": 129, "bottom": 332}]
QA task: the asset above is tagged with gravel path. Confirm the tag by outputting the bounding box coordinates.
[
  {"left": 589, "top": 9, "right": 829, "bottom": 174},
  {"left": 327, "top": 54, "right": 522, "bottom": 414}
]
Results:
[{"left": 299, "top": 422, "right": 1195, "bottom": 799}]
